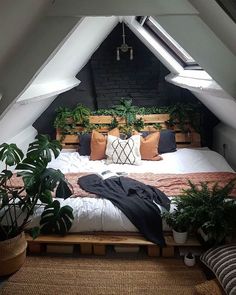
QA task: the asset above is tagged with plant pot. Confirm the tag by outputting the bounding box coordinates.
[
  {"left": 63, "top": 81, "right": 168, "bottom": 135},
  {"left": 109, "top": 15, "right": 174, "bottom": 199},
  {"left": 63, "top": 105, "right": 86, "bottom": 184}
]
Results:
[
  {"left": 184, "top": 254, "right": 196, "bottom": 267},
  {"left": 0, "top": 232, "right": 27, "bottom": 276},
  {"left": 172, "top": 229, "right": 188, "bottom": 244}
]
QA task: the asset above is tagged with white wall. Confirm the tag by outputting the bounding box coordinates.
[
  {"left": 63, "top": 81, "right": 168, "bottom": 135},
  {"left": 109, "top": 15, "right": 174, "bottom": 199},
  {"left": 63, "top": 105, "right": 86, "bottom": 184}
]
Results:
[
  {"left": 0, "top": 0, "right": 50, "bottom": 69},
  {"left": 0, "top": 96, "right": 56, "bottom": 143},
  {"left": 213, "top": 123, "right": 236, "bottom": 171},
  {"left": 154, "top": 14, "right": 236, "bottom": 99}
]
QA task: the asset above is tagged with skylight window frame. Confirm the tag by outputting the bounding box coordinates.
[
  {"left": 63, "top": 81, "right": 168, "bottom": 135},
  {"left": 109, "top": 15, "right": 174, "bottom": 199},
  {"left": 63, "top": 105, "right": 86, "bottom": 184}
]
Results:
[{"left": 138, "top": 16, "right": 201, "bottom": 70}]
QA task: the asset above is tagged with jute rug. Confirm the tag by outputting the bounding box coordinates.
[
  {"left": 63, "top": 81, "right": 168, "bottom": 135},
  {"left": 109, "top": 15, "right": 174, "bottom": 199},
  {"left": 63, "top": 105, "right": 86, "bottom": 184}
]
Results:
[{"left": 0, "top": 253, "right": 205, "bottom": 295}]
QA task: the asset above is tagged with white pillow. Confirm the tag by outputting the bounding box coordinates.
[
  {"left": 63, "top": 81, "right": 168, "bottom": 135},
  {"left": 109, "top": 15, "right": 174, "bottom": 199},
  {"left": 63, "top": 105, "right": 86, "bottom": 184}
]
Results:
[{"left": 106, "top": 135, "right": 141, "bottom": 165}]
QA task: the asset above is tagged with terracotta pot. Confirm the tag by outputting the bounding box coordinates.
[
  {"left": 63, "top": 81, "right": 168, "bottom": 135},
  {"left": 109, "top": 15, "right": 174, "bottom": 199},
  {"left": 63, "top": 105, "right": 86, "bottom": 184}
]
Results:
[{"left": 0, "top": 232, "right": 27, "bottom": 276}]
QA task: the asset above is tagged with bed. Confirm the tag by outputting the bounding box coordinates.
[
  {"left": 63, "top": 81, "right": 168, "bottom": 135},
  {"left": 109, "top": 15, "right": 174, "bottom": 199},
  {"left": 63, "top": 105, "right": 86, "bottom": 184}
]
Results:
[
  {"left": 28, "top": 114, "right": 236, "bottom": 250},
  {"left": 28, "top": 147, "right": 235, "bottom": 237}
]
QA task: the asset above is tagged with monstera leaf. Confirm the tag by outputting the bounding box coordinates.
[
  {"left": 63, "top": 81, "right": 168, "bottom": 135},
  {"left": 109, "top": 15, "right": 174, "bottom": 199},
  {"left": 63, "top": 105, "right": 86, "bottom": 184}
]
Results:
[
  {"left": 0, "top": 143, "right": 24, "bottom": 166},
  {"left": 16, "top": 157, "right": 48, "bottom": 194},
  {"left": 40, "top": 200, "right": 74, "bottom": 235},
  {"left": 0, "top": 170, "right": 13, "bottom": 186},
  {"left": 26, "top": 134, "right": 61, "bottom": 162}
]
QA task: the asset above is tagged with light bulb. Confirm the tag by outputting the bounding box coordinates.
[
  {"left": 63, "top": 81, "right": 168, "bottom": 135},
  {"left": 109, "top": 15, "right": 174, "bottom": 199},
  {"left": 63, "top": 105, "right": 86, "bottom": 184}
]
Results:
[
  {"left": 130, "top": 48, "right": 133, "bottom": 60},
  {"left": 116, "top": 48, "right": 120, "bottom": 61}
]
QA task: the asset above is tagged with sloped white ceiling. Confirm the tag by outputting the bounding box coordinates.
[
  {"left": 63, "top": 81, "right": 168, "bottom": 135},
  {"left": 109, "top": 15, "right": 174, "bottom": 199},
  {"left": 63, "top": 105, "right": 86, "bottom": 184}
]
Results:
[{"left": 0, "top": 0, "right": 236, "bottom": 150}]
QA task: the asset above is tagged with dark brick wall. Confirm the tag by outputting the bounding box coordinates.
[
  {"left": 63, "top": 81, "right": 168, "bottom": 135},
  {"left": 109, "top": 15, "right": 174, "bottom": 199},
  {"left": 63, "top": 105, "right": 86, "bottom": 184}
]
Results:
[
  {"left": 34, "top": 23, "right": 218, "bottom": 142},
  {"left": 90, "top": 23, "right": 196, "bottom": 108}
]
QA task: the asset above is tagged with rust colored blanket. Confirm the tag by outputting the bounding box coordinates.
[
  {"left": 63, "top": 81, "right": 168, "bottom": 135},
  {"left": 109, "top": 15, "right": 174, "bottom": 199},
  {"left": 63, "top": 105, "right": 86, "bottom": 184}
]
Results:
[
  {"left": 65, "top": 172, "right": 236, "bottom": 198},
  {"left": 10, "top": 171, "right": 236, "bottom": 198}
]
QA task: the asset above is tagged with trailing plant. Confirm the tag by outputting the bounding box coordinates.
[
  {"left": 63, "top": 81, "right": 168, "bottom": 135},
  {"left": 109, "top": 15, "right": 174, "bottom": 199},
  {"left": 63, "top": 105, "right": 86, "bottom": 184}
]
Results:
[
  {"left": 0, "top": 135, "right": 74, "bottom": 241},
  {"left": 153, "top": 123, "right": 163, "bottom": 131},
  {"left": 168, "top": 103, "right": 201, "bottom": 133},
  {"left": 133, "top": 118, "right": 144, "bottom": 132},
  {"left": 54, "top": 104, "right": 90, "bottom": 136},
  {"left": 175, "top": 179, "right": 236, "bottom": 246},
  {"left": 54, "top": 100, "right": 201, "bottom": 136}
]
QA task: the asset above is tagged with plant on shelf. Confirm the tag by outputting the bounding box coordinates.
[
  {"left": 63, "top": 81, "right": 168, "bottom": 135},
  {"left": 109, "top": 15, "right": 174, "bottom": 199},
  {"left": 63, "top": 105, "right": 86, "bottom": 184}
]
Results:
[
  {"left": 0, "top": 134, "right": 74, "bottom": 275},
  {"left": 176, "top": 180, "right": 236, "bottom": 247},
  {"left": 112, "top": 98, "right": 138, "bottom": 126},
  {"left": 54, "top": 104, "right": 90, "bottom": 136},
  {"left": 168, "top": 103, "right": 201, "bottom": 133}
]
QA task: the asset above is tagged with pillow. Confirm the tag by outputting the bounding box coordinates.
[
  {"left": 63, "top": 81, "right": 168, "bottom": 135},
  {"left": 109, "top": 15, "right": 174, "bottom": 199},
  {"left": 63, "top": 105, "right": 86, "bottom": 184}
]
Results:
[
  {"left": 194, "top": 279, "right": 223, "bottom": 295},
  {"left": 106, "top": 134, "right": 141, "bottom": 165},
  {"left": 200, "top": 244, "right": 236, "bottom": 295},
  {"left": 78, "top": 133, "right": 91, "bottom": 156},
  {"left": 158, "top": 130, "right": 176, "bottom": 154},
  {"left": 133, "top": 131, "right": 162, "bottom": 161},
  {"left": 90, "top": 128, "right": 120, "bottom": 161}
]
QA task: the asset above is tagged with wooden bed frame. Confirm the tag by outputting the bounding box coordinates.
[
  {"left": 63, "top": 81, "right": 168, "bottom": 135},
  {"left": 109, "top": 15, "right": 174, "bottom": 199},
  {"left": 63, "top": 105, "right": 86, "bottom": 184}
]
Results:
[
  {"left": 27, "top": 114, "right": 201, "bottom": 257},
  {"left": 56, "top": 114, "right": 201, "bottom": 149}
]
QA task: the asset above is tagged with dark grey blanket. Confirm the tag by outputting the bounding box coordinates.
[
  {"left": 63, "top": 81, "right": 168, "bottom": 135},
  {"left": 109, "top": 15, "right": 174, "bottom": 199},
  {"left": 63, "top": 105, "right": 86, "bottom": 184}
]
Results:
[{"left": 78, "top": 174, "right": 170, "bottom": 246}]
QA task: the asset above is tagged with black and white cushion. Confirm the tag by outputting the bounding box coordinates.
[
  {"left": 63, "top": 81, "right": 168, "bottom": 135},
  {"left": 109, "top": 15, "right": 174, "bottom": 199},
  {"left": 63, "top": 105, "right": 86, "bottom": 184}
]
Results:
[
  {"left": 200, "top": 244, "right": 236, "bottom": 295},
  {"left": 106, "top": 135, "right": 141, "bottom": 165}
]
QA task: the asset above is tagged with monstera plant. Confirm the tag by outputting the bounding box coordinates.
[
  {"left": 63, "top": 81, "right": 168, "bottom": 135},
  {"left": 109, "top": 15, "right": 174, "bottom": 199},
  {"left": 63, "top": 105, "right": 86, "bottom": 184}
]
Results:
[{"left": 0, "top": 134, "right": 74, "bottom": 275}]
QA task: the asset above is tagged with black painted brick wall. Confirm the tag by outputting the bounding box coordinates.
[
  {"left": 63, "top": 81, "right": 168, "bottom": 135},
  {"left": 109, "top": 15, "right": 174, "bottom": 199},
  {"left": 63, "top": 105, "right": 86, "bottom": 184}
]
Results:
[{"left": 90, "top": 23, "right": 186, "bottom": 108}]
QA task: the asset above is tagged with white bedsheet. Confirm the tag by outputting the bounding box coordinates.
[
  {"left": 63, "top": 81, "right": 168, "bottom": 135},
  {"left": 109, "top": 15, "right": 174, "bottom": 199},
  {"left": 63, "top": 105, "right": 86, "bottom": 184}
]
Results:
[
  {"left": 48, "top": 148, "right": 234, "bottom": 174},
  {"left": 33, "top": 148, "right": 233, "bottom": 234}
]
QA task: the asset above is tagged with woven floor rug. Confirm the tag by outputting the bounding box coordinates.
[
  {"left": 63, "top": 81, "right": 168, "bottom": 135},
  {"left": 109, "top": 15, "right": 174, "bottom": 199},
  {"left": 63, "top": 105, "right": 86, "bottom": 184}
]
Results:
[{"left": 0, "top": 253, "right": 205, "bottom": 295}]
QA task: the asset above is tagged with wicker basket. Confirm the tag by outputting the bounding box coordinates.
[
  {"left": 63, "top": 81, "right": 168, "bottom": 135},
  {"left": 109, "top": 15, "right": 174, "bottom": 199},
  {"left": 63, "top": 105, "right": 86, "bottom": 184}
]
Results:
[{"left": 0, "top": 232, "right": 27, "bottom": 276}]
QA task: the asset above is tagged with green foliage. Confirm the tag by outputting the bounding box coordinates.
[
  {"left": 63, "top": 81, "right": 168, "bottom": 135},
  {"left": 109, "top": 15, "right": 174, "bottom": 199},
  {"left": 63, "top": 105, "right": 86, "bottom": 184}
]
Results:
[
  {"left": 0, "top": 135, "right": 73, "bottom": 241},
  {"left": 175, "top": 179, "right": 236, "bottom": 246},
  {"left": 133, "top": 118, "right": 144, "bottom": 132},
  {"left": 40, "top": 200, "right": 74, "bottom": 235},
  {"left": 153, "top": 123, "right": 163, "bottom": 131},
  {"left": 112, "top": 98, "right": 138, "bottom": 125},
  {"left": 54, "top": 104, "right": 90, "bottom": 136},
  {"left": 0, "top": 143, "right": 24, "bottom": 167},
  {"left": 54, "top": 100, "right": 201, "bottom": 135},
  {"left": 162, "top": 205, "right": 191, "bottom": 232}
]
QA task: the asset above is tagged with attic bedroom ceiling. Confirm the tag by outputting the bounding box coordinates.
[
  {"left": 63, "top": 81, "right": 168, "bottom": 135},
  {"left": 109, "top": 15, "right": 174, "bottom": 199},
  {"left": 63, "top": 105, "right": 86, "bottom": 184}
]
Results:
[{"left": 0, "top": 0, "right": 236, "bottom": 150}]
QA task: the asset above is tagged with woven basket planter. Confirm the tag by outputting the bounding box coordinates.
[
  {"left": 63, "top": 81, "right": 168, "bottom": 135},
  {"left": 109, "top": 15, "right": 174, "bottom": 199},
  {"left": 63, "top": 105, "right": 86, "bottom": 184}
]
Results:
[{"left": 0, "top": 232, "right": 27, "bottom": 276}]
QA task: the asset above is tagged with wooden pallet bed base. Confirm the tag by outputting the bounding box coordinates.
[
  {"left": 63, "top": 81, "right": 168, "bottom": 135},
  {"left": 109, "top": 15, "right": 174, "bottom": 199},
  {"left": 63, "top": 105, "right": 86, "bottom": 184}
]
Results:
[
  {"left": 26, "top": 233, "right": 201, "bottom": 257},
  {"left": 26, "top": 233, "right": 160, "bottom": 257}
]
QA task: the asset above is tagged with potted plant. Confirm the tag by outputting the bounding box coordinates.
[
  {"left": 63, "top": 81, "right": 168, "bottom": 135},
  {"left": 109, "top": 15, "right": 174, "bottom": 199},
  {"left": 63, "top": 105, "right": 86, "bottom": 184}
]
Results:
[
  {"left": 184, "top": 252, "right": 196, "bottom": 267},
  {"left": 162, "top": 205, "right": 191, "bottom": 244},
  {"left": 177, "top": 180, "right": 236, "bottom": 247},
  {"left": 0, "top": 134, "right": 74, "bottom": 276}
]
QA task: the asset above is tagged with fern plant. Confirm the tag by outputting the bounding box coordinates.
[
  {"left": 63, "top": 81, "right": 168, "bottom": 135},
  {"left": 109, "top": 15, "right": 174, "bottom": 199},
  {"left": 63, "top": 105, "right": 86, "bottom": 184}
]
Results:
[{"left": 176, "top": 179, "right": 236, "bottom": 246}]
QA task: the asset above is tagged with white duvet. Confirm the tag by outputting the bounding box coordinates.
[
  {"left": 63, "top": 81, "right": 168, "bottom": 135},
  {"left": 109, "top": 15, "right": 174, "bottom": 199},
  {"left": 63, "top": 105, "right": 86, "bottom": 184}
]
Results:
[{"left": 31, "top": 148, "right": 234, "bottom": 233}]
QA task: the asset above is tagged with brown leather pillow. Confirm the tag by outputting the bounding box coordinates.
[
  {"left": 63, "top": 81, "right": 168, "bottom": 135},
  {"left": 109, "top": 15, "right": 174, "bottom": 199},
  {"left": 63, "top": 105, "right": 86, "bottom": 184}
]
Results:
[
  {"left": 90, "top": 128, "right": 120, "bottom": 160},
  {"left": 133, "top": 131, "right": 162, "bottom": 161}
]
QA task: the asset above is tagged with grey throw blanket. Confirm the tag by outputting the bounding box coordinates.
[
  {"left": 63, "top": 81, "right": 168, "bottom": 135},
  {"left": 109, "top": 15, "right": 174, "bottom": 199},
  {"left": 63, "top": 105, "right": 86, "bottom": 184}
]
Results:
[{"left": 78, "top": 174, "right": 170, "bottom": 246}]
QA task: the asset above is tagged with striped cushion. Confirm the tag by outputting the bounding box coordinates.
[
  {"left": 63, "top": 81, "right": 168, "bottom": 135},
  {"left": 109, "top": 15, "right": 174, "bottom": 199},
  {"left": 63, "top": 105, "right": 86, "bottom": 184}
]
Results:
[{"left": 200, "top": 244, "right": 236, "bottom": 295}]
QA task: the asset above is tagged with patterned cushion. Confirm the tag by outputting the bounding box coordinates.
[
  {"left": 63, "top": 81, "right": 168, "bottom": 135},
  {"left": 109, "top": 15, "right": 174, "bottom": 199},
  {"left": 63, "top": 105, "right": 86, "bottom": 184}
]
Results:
[
  {"left": 106, "top": 135, "right": 141, "bottom": 165},
  {"left": 200, "top": 244, "right": 236, "bottom": 295}
]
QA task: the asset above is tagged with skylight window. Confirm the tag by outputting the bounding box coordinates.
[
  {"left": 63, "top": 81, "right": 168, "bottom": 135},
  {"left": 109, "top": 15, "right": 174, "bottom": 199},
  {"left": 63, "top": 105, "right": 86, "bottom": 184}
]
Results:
[{"left": 137, "top": 16, "right": 201, "bottom": 69}]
